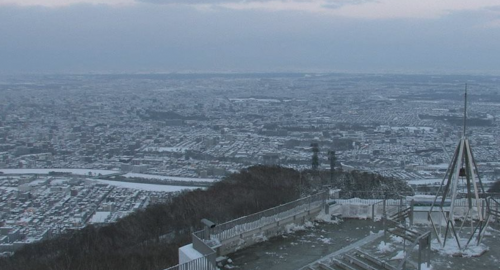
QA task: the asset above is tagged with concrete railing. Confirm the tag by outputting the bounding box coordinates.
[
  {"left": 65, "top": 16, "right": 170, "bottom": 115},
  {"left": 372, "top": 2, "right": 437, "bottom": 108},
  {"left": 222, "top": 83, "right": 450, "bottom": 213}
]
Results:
[
  {"left": 487, "top": 196, "right": 500, "bottom": 220},
  {"left": 186, "top": 191, "right": 328, "bottom": 259},
  {"left": 202, "top": 192, "right": 327, "bottom": 242},
  {"left": 330, "top": 198, "right": 407, "bottom": 220},
  {"left": 334, "top": 198, "right": 406, "bottom": 206}
]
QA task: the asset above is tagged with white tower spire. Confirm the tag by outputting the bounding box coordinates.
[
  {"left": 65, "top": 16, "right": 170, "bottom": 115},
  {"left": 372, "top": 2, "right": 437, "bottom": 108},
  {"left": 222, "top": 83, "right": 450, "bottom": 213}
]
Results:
[{"left": 428, "top": 84, "right": 488, "bottom": 252}]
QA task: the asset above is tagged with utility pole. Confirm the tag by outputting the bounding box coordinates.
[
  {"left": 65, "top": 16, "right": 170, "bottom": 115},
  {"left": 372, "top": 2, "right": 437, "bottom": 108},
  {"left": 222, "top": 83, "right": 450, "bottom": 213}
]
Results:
[
  {"left": 328, "top": 150, "right": 336, "bottom": 185},
  {"left": 311, "top": 143, "right": 319, "bottom": 171}
]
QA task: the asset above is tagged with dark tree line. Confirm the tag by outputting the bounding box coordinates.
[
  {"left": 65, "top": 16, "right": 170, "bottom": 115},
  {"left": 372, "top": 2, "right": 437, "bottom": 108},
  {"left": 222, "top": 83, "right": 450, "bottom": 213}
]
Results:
[
  {"left": 488, "top": 180, "right": 500, "bottom": 193},
  {"left": 0, "top": 165, "right": 411, "bottom": 270},
  {"left": 336, "top": 170, "right": 414, "bottom": 198},
  {"left": 302, "top": 169, "right": 413, "bottom": 199}
]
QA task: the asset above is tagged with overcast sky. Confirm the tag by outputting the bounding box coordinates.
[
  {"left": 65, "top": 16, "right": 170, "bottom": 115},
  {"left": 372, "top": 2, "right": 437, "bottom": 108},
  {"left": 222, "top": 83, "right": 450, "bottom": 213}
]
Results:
[{"left": 1, "top": 0, "right": 499, "bottom": 74}]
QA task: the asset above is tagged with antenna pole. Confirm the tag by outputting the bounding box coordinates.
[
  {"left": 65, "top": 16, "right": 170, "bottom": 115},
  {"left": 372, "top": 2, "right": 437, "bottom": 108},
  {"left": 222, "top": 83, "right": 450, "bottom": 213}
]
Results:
[{"left": 463, "top": 83, "right": 467, "bottom": 137}]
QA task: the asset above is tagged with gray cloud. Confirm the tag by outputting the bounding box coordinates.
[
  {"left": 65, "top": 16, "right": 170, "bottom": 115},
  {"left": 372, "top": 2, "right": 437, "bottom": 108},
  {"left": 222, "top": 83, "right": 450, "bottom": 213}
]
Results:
[
  {"left": 136, "top": 0, "right": 259, "bottom": 4},
  {"left": 0, "top": 3, "right": 498, "bottom": 74},
  {"left": 322, "top": 0, "right": 376, "bottom": 9},
  {"left": 136, "top": 0, "right": 377, "bottom": 5}
]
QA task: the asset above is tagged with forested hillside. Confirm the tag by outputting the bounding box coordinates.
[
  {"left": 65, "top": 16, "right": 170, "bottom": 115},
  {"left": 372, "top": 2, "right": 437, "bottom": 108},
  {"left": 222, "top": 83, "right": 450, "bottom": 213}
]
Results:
[
  {"left": 0, "top": 166, "right": 411, "bottom": 270},
  {"left": 331, "top": 170, "right": 413, "bottom": 198},
  {"left": 488, "top": 180, "right": 500, "bottom": 193}
]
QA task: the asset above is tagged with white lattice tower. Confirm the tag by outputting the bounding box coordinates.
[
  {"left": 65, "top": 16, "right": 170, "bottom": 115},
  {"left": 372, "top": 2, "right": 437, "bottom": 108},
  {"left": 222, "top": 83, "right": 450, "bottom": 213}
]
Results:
[{"left": 428, "top": 85, "right": 489, "bottom": 250}]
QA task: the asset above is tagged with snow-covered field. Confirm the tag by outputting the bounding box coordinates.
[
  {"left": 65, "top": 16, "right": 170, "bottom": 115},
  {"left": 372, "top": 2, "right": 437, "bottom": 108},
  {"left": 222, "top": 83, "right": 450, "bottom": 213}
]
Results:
[
  {"left": 91, "top": 179, "right": 201, "bottom": 192},
  {"left": 124, "top": 173, "right": 216, "bottom": 183},
  {"left": 0, "top": 169, "right": 216, "bottom": 183},
  {"left": 143, "top": 147, "right": 188, "bottom": 153},
  {"left": 407, "top": 178, "right": 496, "bottom": 186},
  {"left": 0, "top": 186, "right": 17, "bottom": 191},
  {"left": 0, "top": 168, "right": 118, "bottom": 176},
  {"left": 90, "top": 211, "right": 111, "bottom": 223},
  {"left": 407, "top": 178, "right": 443, "bottom": 185},
  {"left": 0, "top": 169, "right": 208, "bottom": 192}
]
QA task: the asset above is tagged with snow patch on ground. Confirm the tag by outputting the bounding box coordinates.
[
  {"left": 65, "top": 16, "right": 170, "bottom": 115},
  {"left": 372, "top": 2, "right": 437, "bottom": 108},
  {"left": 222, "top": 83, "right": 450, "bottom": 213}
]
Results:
[
  {"left": 285, "top": 221, "right": 314, "bottom": 234},
  {"left": 253, "top": 232, "right": 268, "bottom": 243},
  {"left": 376, "top": 241, "right": 394, "bottom": 254},
  {"left": 390, "top": 235, "right": 404, "bottom": 244},
  {"left": 391, "top": 250, "right": 406, "bottom": 260},
  {"left": 318, "top": 237, "right": 333, "bottom": 244},
  {"left": 431, "top": 238, "right": 489, "bottom": 257},
  {"left": 315, "top": 211, "right": 342, "bottom": 224},
  {"left": 420, "top": 263, "right": 433, "bottom": 270}
]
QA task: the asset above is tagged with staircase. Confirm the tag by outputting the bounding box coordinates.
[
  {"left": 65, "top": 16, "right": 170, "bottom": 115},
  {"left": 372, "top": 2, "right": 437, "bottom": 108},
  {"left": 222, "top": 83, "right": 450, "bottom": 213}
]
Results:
[
  {"left": 383, "top": 206, "right": 431, "bottom": 270},
  {"left": 300, "top": 201, "right": 430, "bottom": 270},
  {"left": 388, "top": 206, "right": 412, "bottom": 224},
  {"left": 387, "top": 224, "right": 421, "bottom": 243},
  {"left": 305, "top": 249, "right": 397, "bottom": 270}
]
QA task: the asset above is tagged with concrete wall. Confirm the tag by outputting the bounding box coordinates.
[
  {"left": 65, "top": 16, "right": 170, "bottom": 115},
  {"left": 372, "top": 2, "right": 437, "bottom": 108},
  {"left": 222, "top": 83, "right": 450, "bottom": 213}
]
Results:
[
  {"left": 179, "top": 244, "right": 203, "bottom": 264},
  {"left": 216, "top": 206, "right": 323, "bottom": 256},
  {"left": 413, "top": 206, "right": 491, "bottom": 225},
  {"left": 331, "top": 203, "right": 494, "bottom": 224},
  {"left": 330, "top": 204, "right": 400, "bottom": 220}
]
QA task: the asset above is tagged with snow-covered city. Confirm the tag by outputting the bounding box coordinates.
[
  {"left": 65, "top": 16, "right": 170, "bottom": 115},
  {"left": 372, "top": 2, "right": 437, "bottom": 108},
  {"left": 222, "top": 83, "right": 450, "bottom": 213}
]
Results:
[{"left": 1, "top": 73, "right": 500, "bottom": 270}]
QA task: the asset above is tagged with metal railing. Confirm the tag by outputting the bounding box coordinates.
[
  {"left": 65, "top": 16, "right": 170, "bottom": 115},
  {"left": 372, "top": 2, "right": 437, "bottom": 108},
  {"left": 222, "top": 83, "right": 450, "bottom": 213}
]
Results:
[
  {"left": 335, "top": 198, "right": 406, "bottom": 206},
  {"left": 488, "top": 196, "right": 500, "bottom": 219},
  {"left": 335, "top": 197, "right": 492, "bottom": 208},
  {"left": 396, "top": 230, "right": 431, "bottom": 270},
  {"left": 196, "top": 192, "right": 327, "bottom": 242}
]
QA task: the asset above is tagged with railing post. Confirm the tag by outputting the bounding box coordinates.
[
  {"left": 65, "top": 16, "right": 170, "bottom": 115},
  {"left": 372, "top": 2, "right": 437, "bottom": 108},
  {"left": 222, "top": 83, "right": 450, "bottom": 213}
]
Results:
[
  {"left": 383, "top": 198, "right": 387, "bottom": 238},
  {"left": 482, "top": 199, "right": 485, "bottom": 221},
  {"left": 427, "top": 233, "right": 431, "bottom": 267},
  {"left": 322, "top": 191, "right": 329, "bottom": 215},
  {"left": 410, "top": 199, "right": 414, "bottom": 227},
  {"left": 418, "top": 244, "right": 422, "bottom": 270},
  {"left": 383, "top": 199, "right": 386, "bottom": 217},
  {"left": 496, "top": 198, "right": 499, "bottom": 223},
  {"left": 399, "top": 197, "right": 403, "bottom": 223},
  {"left": 204, "top": 226, "right": 210, "bottom": 241}
]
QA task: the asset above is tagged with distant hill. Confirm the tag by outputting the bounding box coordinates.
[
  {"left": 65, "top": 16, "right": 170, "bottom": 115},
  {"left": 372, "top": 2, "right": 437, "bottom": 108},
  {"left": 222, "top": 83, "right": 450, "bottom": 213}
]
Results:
[
  {"left": 488, "top": 180, "right": 500, "bottom": 193},
  {"left": 335, "top": 170, "right": 413, "bottom": 198},
  {"left": 301, "top": 169, "right": 413, "bottom": 199}
]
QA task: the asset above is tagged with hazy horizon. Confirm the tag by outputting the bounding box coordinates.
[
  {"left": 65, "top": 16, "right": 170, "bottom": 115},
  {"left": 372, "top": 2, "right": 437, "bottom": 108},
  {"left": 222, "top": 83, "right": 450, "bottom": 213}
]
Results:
[{"left": 1, "top": 0, "right": 500, "bottom": 75}]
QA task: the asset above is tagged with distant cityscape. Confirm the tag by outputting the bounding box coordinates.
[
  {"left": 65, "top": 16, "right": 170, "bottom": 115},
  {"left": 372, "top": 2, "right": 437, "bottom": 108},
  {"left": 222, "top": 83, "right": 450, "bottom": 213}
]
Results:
[{"left": 1, "top": 73, "right": 500, "bottom": 254}]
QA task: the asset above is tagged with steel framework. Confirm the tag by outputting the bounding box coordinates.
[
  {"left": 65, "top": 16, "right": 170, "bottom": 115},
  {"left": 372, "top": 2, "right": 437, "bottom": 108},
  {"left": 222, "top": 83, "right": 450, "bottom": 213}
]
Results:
[{"left": 428, "top": 84, "right": 490, "bottom": 251}]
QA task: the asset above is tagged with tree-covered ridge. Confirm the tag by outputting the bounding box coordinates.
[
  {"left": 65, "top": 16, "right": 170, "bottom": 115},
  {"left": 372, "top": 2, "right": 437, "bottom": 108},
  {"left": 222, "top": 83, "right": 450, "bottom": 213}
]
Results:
[
  {"left": 488, "top": 180, "right": 500, "bottom": 193},
  {"left": 335, "top": 170, "right": 413, "bottom": 198},
  {"left": 0, "top": 166, "right": 410, "bottom": 270}
]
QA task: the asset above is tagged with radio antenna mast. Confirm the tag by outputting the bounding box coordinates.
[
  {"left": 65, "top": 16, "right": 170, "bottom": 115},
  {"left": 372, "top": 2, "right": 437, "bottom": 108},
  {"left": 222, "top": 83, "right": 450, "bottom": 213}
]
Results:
[
  {"left": 428, "top": 84, "right": 489, "bottom": 253},
  {"left": 463, "top": 83, "right": 467, "bottom": 137}
]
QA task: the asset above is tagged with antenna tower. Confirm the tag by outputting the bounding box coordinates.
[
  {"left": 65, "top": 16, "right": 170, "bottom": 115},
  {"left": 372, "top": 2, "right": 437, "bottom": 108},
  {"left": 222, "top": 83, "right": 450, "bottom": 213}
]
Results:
[{"left": 428, "top": 84, "right": 491, "bottom": 252}]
